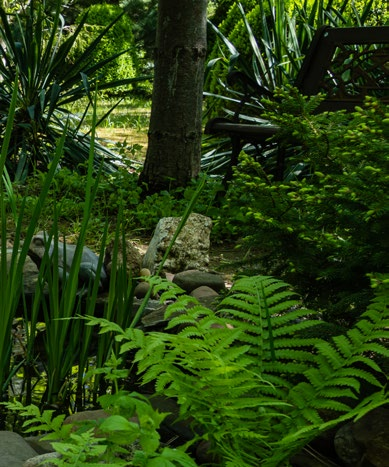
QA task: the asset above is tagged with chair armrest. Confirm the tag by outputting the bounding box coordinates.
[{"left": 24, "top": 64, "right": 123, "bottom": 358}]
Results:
[{"left": 205, "top": 117, "right": 279, "bottom": 142}]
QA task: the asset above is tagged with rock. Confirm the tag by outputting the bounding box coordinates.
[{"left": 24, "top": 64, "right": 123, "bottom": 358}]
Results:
[
  {"left": 142, "top": 213, "right": 212, "bottom": 274},
  {"left": 148, "top": 396, "right": 196, "bottom": 446},
  {"left": 22, "top": 256, "right": 41, "bottom": 294},
  {"left": 24, "top": 436, "right": 55, "bottom": 455},
  {"left": 1, "top": 248, "right": 42, "bottom": 295},
  {"left": 63, "top": 409, "right": 110, "bottom": 426},
  {"left": 147, "top": 396, "right": 217, "bottom": 464},
  {"left": 195, "top": 440, "right": 220, "bottom": 465},
  {"left": 335, "top": 407, "right": 389, "bottom": 467},
  {"left": 0, "top": 431, "right": 39, "bottom": 467},
  {"left": 165, "top": 272, "right": 174, "bottom": 282},
  {"left": 28, "top": 232, "right": 107, "bottom": 288},
  {"left": 173, "top": 270, "right": 225, "bottom": 294},
  {"left": 104, "top": 238, "right": 143, "bottom": 278},
  {"left": 334, "top": 423, "right": 363, "bottom": 465},
  {"left": 134, "top": 268, "right": 160, "bottom": 299},
  {"left": 134, "top": 281, "right": 153, "bottom": 299},
  {"left": 140, "top": 303, "right": 169, "bottom": 328},
  {"left": 139, "top": 268, "right": 151, "bottom": 278},
  {"left": 190, "top": 286, "right": 219, "bottom": 308},
  {"left": 23, "top": 452, "right": 60, "bottom": 467}
]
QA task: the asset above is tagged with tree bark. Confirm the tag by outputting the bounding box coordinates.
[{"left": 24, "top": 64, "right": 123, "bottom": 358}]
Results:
[{"left": 139, "top": 0, "right": 208, "bottom": 193}]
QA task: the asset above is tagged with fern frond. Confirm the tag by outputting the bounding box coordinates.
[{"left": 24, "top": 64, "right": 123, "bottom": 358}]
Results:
[
  {"left": 120, "top": 273, "right": 389, "bottom": 467},
  {"left": 360, "top": 342, "right": 389, "bottom": 357},
  {"left": 316, "top": 376, "right": 361, "bottom": 392},
  {"left": 347, "top": 355, "right": 383, "bottom": 372},
  {"left": 271, "top": 306, "right": 317, "bottom": 323},
  {"left": 219, "top": 296, "right": 259, "bottom": 316},
  {"left": 273, "top": 388, "right": 389, "bottom": 467},
  {"left": 315, "top": 387, "right": 357, "bottom": 400},
  {"left": 163, "top": 295, "right": 199, "bottom": 317},
  {"left": 272, "top": 338, "right": 321, "bottom": 351},
  {"left": 331, "top": 367, "right": 383, "bottom": 387},
  {"left": 272, "top": 320, "right": 322, "bottom": 337},
  {"left": 263, "top": 361, "right": 314, "bottom": 376},
  {"left": 315, "top": 341, "right": 347, "bottom": 369},
  {"left": 154, "top": 372, "right": 173, "bottom": 392}
]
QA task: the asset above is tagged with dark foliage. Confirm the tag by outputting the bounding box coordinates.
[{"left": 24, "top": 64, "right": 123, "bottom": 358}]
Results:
[{"left": 0, "top": 1, "right": 145, "bottom": 181}]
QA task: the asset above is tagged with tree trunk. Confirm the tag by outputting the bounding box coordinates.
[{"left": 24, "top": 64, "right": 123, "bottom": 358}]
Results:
[{"left": 139, "top": 0, "right": 208, "bottom": 193}]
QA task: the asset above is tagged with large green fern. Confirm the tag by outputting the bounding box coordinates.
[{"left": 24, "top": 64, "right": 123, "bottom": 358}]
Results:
[
  {"left": 267, "top": 275, "right": 389, "bottom": 465},
  {"left": 110, "top": 274, "right": 388, "bottom": 466}
]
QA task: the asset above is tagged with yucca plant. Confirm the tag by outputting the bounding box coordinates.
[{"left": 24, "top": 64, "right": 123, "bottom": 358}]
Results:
[
  {"left": 0, "top": 0, "right": 148, "bottom": 181},
  {"left": 206, "top": 0, "right": 376, "bottom": 96}
]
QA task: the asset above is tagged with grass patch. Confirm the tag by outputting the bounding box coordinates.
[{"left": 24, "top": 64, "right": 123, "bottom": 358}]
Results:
[{"left": 68, "top": 96, "right": 151, "bottom": 161}]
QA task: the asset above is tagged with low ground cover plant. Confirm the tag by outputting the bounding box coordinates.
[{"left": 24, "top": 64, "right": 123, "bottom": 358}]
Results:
[{"left": 11, "top": 167, "right": 221, "bottom": 243}]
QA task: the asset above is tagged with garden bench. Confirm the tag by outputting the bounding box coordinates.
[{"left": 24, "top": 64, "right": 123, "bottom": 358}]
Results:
[{"left": 205, "top": 25, "right": 389, "bottom": 181}]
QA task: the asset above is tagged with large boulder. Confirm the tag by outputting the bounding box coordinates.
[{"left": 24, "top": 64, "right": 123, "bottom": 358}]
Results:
[
  {"left": 0, "top": 431, "right": 38, "bottom": 467},
  {"left": 334, "top": 407, "right": 389, "bottom": 466},
  {"left": 142, "top": 213, "right": 212, "bottom": 274}
]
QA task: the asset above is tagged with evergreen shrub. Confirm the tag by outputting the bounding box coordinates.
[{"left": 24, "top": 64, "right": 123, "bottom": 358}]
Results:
[
  {"left": 216, "top": 90, "right": 389, "bottom": 327},
  {"left": 73, "top": 4, "right": 138, "bottom": 93}
]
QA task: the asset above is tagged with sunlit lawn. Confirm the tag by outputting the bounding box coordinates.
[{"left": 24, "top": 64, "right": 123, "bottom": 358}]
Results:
[{"left": 69, "top": 95, "right": 151, "bottom": 162}]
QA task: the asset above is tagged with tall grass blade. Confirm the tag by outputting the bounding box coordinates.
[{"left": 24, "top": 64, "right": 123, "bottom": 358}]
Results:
[
  {"left": 41, "top": 91, "right": 106, "bottom": 407},
  {"left": 0, "top": 75, "right": 62, "bottom": 414}
]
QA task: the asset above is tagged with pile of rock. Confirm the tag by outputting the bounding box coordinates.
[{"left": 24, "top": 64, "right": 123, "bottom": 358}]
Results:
[
  {"left": 10, "top": 212, "right": 215, "bottom": 300},
  {"left": 2, "top": 213, "right": 220, "bottom": 319}
]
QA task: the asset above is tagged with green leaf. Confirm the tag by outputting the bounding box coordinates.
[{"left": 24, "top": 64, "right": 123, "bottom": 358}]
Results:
[{"left": 100, "top": 415, "right": 138, "bottom": 433}]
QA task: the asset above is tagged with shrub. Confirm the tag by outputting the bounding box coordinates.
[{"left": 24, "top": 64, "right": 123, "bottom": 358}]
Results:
[
  {"left": 4, "top": 391, "right": 197, "bottom": 466},
  {"left": 14, "top": 169, "right": 222, "bottom": 241},
  {"left": 73, "top": 4, "right": 138, "bottom": 94},
  {"left": 217, "top": 91, "right": 389, "bottom": 326}
]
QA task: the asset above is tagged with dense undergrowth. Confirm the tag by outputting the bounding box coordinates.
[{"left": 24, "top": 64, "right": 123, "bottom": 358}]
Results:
[
  {"left": 10, "top": 165, "right": 222, "bottom": 246},
  {"left": 216, "top": 93, "right": 389, "bottom": 329},
  {"left": 0, "top": 0, "right": 388, "bottom": 465},
  {"left": 3, "top": 274, "right": 389, "bottom": 466},
  {"left": 3, "top": 91, "right": 388, "bottom": 464}
]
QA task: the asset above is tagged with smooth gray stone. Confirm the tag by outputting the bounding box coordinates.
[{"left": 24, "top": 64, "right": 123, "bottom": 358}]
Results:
[
  {"left": 0, "top": 431, "right": 38, "bottom": 467},
  {"left": 173, "top": 269, "right": 226, "bottom": 293}
]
